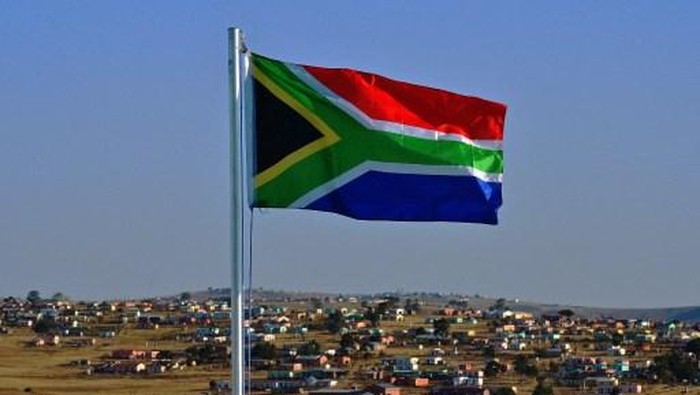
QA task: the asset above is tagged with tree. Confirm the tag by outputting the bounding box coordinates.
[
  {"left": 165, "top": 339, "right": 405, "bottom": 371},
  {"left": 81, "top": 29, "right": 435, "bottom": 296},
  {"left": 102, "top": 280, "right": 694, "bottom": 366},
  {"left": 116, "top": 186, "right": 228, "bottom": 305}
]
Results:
[
  {"left": 186, "top": 344, "right": 229, "bottom": 364},
  {"left": 650, "top": 350, "right": 700, "bottom": 383},
  {"left": 311, "top": 298, "right": 324, "bottom": 310},
  {"left": 514, "top": 354, "right": 528, "bottom": 372},
  {"left": 365, "top": 308, "right": 381, "bottom": 327},
  {"left": 414, "top": 327, "right": 427, "bottom": 336},
  {"left": 409, "top": 300, "right": 422, "bottom": 313},
  {"left": 26, "top": 290, "right": 41, "bottom": 304},
  {"left": 611, "top": 332, "right": 624, "bottom": 347},
  {"left": 325, "top": 310, "right": 345, "bottom": 334},
  {"left": 433, "top": 318, "right": 451, "bottom": 338},
  {"left": 557, "top": 309, "right": 575, "bottom": 318},
  {"left": 179, "top": 292, "right": 192, "bottom": 302},
  {"left": 340, "top": 333, "right": 358, "bottom": 350},
  {"left": 251, "top": 342, "right": 277, "bottom": 360},
  {"left": 385, "top": 296, "right": 400, "bottom": 308},
  {"left": 298, "top": 340, "right": 321, "bottom": 356},
  {"left": 51, "top": 292, "right": 68, "bottom": 302},
  {"left": 532, "top": 380, "right": 554, "bottom": 395},
  {"left": 491, "top": 298, "right": 508, "bottom": 311},
  {"left": 33, "top": 318, "right": 57, "bottom": 334},
  {"left": 448, "top": 299, "right": 469, "bottom": 308},
  {"left": 685, "top": 338, "right": 700, "bottom": 355},
  {"left": 482, "top": 344, "right": 496, "bottom": 358},
  {"left": 484, "top": 360, "right": 506, "bottom": 377},
  {"left": 514, "top": 354, "right": 539, "bottom": 377}
]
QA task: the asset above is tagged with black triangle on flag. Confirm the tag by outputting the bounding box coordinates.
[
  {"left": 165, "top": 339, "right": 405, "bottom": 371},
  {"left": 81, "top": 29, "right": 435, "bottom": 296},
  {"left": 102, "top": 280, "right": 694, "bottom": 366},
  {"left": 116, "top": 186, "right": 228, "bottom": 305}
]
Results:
[{"left": 254, "top": 79, "right": 325, "bottom": 175}]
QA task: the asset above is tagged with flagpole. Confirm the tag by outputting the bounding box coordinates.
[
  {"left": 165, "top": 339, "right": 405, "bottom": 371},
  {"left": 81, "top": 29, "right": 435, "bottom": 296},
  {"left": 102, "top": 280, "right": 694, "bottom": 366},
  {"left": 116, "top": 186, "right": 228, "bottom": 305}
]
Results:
[{"left": 228, "top": 27, "right": 245, "bottom": 395}]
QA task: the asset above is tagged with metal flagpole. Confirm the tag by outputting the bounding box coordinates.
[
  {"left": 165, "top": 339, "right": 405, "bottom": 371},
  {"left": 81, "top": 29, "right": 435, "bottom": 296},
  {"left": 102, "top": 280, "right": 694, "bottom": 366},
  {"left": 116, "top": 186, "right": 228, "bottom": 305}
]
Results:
[{"left": 228, "top": 27, "right": 245, "bottom": 395}]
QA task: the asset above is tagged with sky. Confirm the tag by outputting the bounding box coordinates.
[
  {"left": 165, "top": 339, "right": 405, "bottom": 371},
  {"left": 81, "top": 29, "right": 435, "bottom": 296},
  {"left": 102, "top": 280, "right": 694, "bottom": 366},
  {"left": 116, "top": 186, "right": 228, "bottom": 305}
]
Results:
[{"left": 1, "top": 1, "right": 699, "bottom": 308}]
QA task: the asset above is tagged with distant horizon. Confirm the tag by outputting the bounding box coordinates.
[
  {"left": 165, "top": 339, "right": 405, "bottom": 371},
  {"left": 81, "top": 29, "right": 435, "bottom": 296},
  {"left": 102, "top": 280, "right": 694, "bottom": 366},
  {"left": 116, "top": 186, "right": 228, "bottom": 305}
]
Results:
[{"left": 8, "top": 285, "right": 700, "bottom": 312}]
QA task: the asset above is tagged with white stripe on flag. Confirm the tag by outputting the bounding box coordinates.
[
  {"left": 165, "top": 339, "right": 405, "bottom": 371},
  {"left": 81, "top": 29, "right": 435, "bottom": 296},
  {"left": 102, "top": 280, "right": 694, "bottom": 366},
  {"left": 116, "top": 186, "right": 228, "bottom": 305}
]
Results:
[{"left": 291, "top": 161, "right": 503, "bottom": 209}]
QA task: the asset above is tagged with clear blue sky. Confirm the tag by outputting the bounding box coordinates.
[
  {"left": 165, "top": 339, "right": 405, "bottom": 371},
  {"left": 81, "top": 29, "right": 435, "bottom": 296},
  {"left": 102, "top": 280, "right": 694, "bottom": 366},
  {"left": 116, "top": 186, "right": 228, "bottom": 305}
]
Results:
[{"left": 1, "top": 1, "right": 699, "bottom": 308}]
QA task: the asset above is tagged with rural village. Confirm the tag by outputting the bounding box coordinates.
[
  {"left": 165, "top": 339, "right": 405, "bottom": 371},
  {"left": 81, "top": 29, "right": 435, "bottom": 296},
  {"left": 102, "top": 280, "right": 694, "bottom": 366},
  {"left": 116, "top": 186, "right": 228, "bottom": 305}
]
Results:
[{"left": 2, "top": 291, "right": 700, "bottom": 395}]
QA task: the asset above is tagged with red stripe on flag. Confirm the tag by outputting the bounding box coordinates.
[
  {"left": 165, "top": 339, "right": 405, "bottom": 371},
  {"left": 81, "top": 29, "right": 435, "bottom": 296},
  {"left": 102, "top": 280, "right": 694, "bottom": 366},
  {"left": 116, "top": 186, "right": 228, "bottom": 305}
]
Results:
[{"left": 303, "top": 65, "right": 506, "bottom": 141}]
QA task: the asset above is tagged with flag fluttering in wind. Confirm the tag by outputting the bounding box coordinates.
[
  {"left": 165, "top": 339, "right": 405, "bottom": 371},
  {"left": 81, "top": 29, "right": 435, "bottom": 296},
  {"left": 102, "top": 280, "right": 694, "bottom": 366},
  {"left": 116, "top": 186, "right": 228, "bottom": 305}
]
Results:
[{"left": 251, "top": 53, "right": 506, "bottom": 224}]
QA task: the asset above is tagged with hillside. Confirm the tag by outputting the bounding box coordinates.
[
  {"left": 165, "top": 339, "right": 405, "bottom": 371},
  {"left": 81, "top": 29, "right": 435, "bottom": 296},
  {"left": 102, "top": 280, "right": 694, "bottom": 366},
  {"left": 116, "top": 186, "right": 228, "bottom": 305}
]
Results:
[{"left": 191, "top": 287, "right": 700, "bottom": 322}]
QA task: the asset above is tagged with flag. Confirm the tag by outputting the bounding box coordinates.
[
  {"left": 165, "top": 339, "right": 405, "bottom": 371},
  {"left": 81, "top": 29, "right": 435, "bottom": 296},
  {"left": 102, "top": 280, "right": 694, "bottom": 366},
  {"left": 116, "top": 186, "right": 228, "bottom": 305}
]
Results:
[{"left": 251, "top": 53, "right": 506, "bottom": 224}]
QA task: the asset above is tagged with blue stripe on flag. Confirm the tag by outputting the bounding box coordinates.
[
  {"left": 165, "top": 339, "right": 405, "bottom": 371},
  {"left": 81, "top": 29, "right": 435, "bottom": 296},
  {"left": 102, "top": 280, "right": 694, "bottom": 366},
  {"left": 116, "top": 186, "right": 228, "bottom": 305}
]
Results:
[{"left": 304, "top": 171, "right": 502, "bottom": 224}]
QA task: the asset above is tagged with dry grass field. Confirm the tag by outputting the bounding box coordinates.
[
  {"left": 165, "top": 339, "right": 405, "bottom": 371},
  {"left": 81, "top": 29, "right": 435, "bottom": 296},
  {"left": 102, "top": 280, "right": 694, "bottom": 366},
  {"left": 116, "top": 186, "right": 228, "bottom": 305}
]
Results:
[{"left": 0, "top": 327, "right": 226, "bottom": 395}]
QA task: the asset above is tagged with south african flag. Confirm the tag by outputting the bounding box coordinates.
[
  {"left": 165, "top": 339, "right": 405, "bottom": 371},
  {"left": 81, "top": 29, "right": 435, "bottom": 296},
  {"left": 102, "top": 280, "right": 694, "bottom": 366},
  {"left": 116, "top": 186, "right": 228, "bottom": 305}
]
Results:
[{"left": 251, "top": 53, "right": 507, "bottom": 224}]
